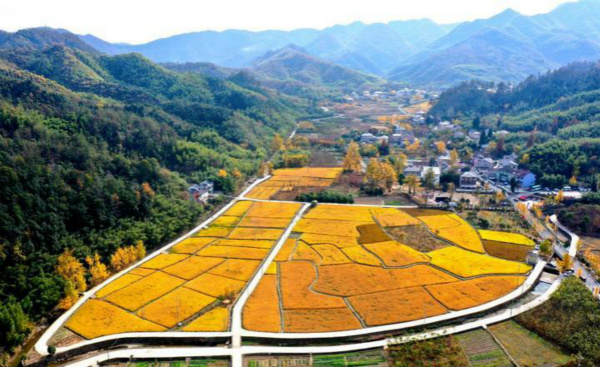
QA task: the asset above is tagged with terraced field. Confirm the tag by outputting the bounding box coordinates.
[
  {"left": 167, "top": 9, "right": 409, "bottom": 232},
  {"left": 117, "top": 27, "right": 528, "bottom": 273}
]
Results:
[{"left": 245, "top": 167, "right": 343, "bottom": 200}]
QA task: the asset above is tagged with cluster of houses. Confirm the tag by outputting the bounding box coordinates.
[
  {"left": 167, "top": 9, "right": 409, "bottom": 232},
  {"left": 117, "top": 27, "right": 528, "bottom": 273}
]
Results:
[
  {"left": 344, "top": 88, "right": 438, "bottom": 104},
  {"left": 360, "top": 125, "right": 418, "bottom": 147},
  {"left": 474, "top": 154, "right": 536, "bottom": 188}
]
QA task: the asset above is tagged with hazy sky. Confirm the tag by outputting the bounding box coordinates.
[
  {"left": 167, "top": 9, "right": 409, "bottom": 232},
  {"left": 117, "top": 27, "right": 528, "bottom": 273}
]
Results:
[{"left": 0, "top": 0, "right": 576, "bottom": 44}]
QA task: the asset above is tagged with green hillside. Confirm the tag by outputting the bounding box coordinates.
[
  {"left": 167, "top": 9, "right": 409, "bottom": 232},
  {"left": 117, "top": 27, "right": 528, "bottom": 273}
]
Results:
[{"left": 0, "top": 36, "right": 307, "bottom": 349}]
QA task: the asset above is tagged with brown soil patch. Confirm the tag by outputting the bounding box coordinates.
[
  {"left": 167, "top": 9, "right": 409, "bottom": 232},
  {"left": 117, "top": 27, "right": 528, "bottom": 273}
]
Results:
[
  {"left": 357, "top": 224, "right": 391, "bottom": 244},
  {"left": 483, "top": 240, "right": 531, "bottom": 262},
  {"left": 387, "top": 225, "right": 449, "bottom": 252}
]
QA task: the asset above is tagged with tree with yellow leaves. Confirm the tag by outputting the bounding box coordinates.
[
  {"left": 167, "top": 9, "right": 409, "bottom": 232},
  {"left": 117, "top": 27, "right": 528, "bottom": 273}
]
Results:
[
  {"left": 557, "top": 254, "right": 573, "bottom": 273},
  {"left": 266, "top": 162, "right": 274, "bottom": 175},
  {"left": 393, "top": 152, "right": 408, "bottom": 176},
  {"left": 449, "top": 149, "right": 459, "bottom": 167},
  {"left": 270, "top": 133, "right": 284, "bottom": 152},
  {"left": 56, "top": 249, "right": 86, "bottom": 309},
  {"left": 569, "top": 175, "right": 577, "bottom": 186},
  {"left": 555, "top": 189, "right": 565, "bottom": 203},
  {"left": 496, "top": 191, "right": 506, "bottom": 202},
  {"left": 284, "top": 138, "right": 294, "bottom": 150},
  {"left": 435, "top": 141, "right": 447, "bottom": 154},
  {"left": 520, "top": 153, "right": 530, "bottom": 165},
  {"left": 379, "top": 162, "right": 398, "bottom": 192},
  {"left": 217, "top": 169, "right": 228, "bottom": 178},
  {"left": 85, "top": 252, "right": 109, "bottom": 286},
  {"left": 258, "top": 162, "right": 267, "bottom": 177},
  {"left": 135, "top": 241, "right": 146, "bottom": 259},
  {"left": 406, "top": 139, "right": 420, "bottom": 154},
  {"left": 342, "top": 141, "right": 362, "bottom": 172},
  {"left": 110, "top": 245, "right": 138, "bottom": 272},
  {"left": 404, "top": 174, "right": 421, "bottom": 194}
]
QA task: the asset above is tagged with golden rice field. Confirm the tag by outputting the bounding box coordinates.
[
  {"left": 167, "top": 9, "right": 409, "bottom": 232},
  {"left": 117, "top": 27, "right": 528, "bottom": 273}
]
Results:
[
  {"left": 58, "top": 200, "right": 301, "bottom": 340},
  {"left": 478, "top": 230, "right": 535, "bottom": 246},
  {"left": 245, "top": 167, "right": 343, "bottom": 200},
  {"left": 242, "top": 204, "right": 537, "bottom": 333}
]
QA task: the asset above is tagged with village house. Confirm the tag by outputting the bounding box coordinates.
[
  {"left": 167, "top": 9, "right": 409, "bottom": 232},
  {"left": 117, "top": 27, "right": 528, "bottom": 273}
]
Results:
[
  {"left": 468, "top": 130, "right": 481, "bottom": 141},
  {"left": 474, "top": 156, "right": 496, "bottom": 171},
  {"left": 188, "top": 180, "right": 214, "bottom": 203},
  {"left": 459, "top": 171, "right": 479, "bottom": 190},
  {"left": 421, "top": 167, "right": 441, "bottom": 185}
]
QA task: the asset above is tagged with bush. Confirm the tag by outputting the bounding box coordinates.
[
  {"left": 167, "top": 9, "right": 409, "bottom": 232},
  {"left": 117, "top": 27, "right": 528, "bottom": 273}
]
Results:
[{"left": 296, "top": 191, "right": 354, "bottom": 204}]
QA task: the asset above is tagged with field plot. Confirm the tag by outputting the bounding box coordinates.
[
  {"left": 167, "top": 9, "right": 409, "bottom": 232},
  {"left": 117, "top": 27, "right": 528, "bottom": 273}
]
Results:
[
  {"left": 456, "top": 329, "right": 513, "bottom": 367},
  {"left": 489, "top": 321, "right": 572, "bottom": 367},
  {"left": 54, "top": 200, "right": 301, "bottom": 341},
  {"left": 245, "top": 167, "right": 343, "bottom": 200},
  {"left": 243, "top": 204, "right": 533, "bottom": 333},
  {"left": 388, "top": 335, "right": 470, "bottom": 367},
  {"left": 245, "top": 350, "right": 387, "bottom": 367}
]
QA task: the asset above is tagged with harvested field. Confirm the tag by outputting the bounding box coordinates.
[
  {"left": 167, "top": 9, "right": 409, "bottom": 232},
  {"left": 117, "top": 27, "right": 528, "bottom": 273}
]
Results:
[
  {"left": 228, "top": 228, "right": 284, "bottom": 241},
  {"left": 426, "top": 276, "right": 526, "bottom": 310},
  {"left": 418, "top": 214, "right": 486, "bottom": 253},
  {"left": 137, "top": 287, "right": 215, "bottom": 328},
  {"left": 341, "top": 246, "right": 383, "bottom": 266},
  {"left": 208, "top": 259, "right": 261, "bottom": 281},
  {"left": 65, "top": 300, "right": 165, "bottom": 339},
  {"left": 105, "top": 271, "right": 185, "bottom": 311},
  {"left": 489, "top": 321, "right": 572, "bottom": 367},
  {"left": 386, "top": 225, "right": 449, "bottom": 252},
  {"left": 279, "top": 261, "right": 346, "bottom": 309},
  {"left": 96, "top": 274, "right": 142, "bottom": 298},
  {"left": 357, "top": 224, "right": 392, "bottom": 244},
  {"left": 242, "top": 275, "right": 281, "bottom": 332},
  {"left": 198, "top": 245, "right": 269, "bottom": 260},
  {"left": 171, "top": 237, "right": 218, "bottom": 254},
  {"left": 349, "top": 287, "right": 447, "bottom": 326},
  {"left": 312, "top": 244, "right": 352, "bottom": 265},
  {"left": 162, "top": 256, "right": 224, "bottom": 280},
  {"left": 479, "top": 230, "right": 535, "bottom": 246},
  {"left": 456, "top": 329, "right": 513, "bottom": 367},
  {"left": 313, "top": 264, "right": 456, "bottom": 297},
  {"left": 185, "top": 273, "right": 246, "bottom": 298},
  {"left": 364, "top": 241, "right": 430, "bottom": 266},
  {"left": 283, "top": 308, "right": 361, "bottom": 332},
  {"left": 403, "top": 208, "right": 450, "bottom": 217},
  {"left": 140, "top": 254, "right": 189, "bottom": 270},
  {"left": 181, "top": 307, "right": 229, "bottom": 332},
  {"left": 388, "top": 335, "right": 469, "bottom": 367},
  {"left": 484, "top": 240, "right": 531, "bottom": 262},
  {"left": 429, "top": 247, "right": 531, "bottom": 277}
]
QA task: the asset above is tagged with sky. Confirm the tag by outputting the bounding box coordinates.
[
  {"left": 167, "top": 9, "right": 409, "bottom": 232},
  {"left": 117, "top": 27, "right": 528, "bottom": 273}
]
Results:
[{"left": 0, "top": 0, "right": 577, "bottom": 44}]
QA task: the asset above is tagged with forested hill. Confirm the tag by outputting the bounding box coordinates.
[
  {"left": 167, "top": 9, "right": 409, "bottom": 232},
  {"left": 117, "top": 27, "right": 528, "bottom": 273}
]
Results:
[
  {"left": 429, "top": 61, "right": 600, "bottom": 189},
  {"left": 0, "top": 33, "right": 308, "bottom": 349}
]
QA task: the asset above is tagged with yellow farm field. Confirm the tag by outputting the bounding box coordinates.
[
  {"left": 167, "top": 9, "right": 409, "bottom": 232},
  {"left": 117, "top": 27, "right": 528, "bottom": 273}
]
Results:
[
  {"left": 245, "top": 201, "right": 301, "bottom": 219},
  {"left": 300, "top": 233, "right": 359, "bottom": 248},
  {"left": 242, "top": 275, "right": 281, "bottom": 332},
  {"left": 66, "top": 299, "right": 165, "bottom": 339},
  {"left": 212, "top": 239, "right": 275, "bottom": 249},
  {"left": 312, "top": 244, "right": 352, "bottom": 265},
  {"left": 198, "top": 245, "right": 269, "bottom": 260},
  {"left": 274, "top": 238, "right": 297, "bottom": 261},
  {"left": 211, "top": 216, "right": 241, "bottom": 227},
  {"left": 96, "top": 274, "right": 142, "bottom": 298},
  {"left": 349, "top": 286, "right": 448, "bottom": 326},
  {"left": 137, "top": 287, "right": 215, "bottom": 328},
  {"left": 273, "top": 167, "right": 343, "bottom": 179},
  {"left": 140, "top": 253, "right": 189, "bottom": 270},
  {"left": 283, "top": 308, "right": 361, "bottom": 333},
  {"left": 237, "top": 216, "right": 290, "bottom": 228},
  {"left": 246, "top": 187, "right": 279, "bottom": 200},
  {"left": 228, "top": 228, "right": 283, "bottom": 240},
  {"left": 182, "top": 307, "right": 229, "bottom": 332},
  {"left": 185, "top": 273, "right": 246, "bottom": 298},
  {"left": 372, "top": 208, "right": 421, "bottom": 227},
  {"left": 194, "top": 226, "right": 231, "bottom": 238},
  {"left": 365, "top": 241, "right": 430, "bottom": 266},
  {"left": 305, "top": 205, "right": 375, "bottom": 222},
  {"left": 170, "top": 237, "right": 218, "bottom": 254},
  {"left": 427, "top": 276, "right": 526, "bottom": 310},
  {"left": 162, "top": 256, "right": 224, "bottom": 280},
  {"left": 294, "top": 218, "right": 369, "bottom": 237},
  {"left": 105, "top": 271, "right": 185, "bottom": 311},
  {"left": 341, "top": 246, "right": 382, "bottom": 266},
  {"left": 208, "top": 259, "right": 261, "bottom": 281},
  {"left": 280, "top": 261, "right": 346, "bottom": 310},
  {"left": 429, "top": 247, "right": 531, "bottom": 278},
  {"left": 313, "top": 264, "right": 456, "bottom": 297},
  {"left": 223, "top": 201, "right": 253, "bottom": 216},
  {"left": 479, "top": 230, "right": 535, "bottom": 246}
]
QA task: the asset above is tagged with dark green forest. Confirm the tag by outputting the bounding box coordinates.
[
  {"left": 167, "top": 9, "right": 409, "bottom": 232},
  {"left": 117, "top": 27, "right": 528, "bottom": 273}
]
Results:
[{"left": 0, "top": 32, "right": 311, "bottom": 352}]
